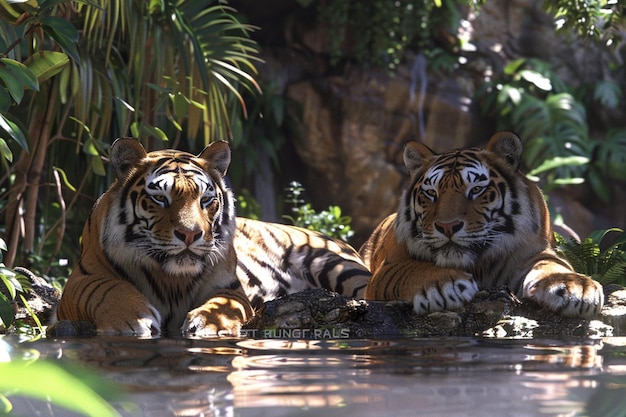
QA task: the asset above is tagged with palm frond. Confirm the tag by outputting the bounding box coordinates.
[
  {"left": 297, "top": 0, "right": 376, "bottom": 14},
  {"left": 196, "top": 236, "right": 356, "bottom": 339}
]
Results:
[{"left": 556, "top": 229, "right": 626, "bottom": 285}]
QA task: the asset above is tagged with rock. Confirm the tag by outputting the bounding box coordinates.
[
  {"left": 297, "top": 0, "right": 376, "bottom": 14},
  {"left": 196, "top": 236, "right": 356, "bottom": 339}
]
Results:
[
  {"left": 32, "top": 284, "right": 626, "bottom": 339},
  {"left": 46, "top": 320, "right": 98, "bottom": 338},
  {"left": 4, "top": 267, "right": 61, "bottom": 330},
  {"left": 243, "top": 287, "right": 625, "bottom": 339}
]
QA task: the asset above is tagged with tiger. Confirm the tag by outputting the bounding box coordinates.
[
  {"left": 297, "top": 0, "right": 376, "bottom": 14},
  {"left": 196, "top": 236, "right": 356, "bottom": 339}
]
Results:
[
  {"left": 55, "top": 137, "right": 252, "bottom": 337},
  {"left": 360, "top": 131, "right": 604, "bottom": 318},
  {"left": 53, "top": 138, "right": 370, "bottom": 337}
]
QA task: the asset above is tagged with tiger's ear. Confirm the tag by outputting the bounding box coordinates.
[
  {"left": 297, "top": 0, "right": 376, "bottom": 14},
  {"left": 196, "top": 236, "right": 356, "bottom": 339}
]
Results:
[
  {"left": 486, "top": 131, "right": 522, "bottom": 170},
  {"left": 403, "top": 141, "right": 434, "bottom": 174},
  {"left": 110, "top": 138, "right": 147, "bottom": 178},
  {"left": 198, "top": 140, "right": 231, "bottom": 176}
]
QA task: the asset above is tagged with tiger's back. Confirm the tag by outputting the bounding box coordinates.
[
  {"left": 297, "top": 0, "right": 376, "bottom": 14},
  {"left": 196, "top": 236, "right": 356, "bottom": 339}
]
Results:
[
  {"left": 235, "top": 217, "right": 370, "bottom": 309},
  {"left": 361, "top": 131, "right": 603, "bottom": 317}
]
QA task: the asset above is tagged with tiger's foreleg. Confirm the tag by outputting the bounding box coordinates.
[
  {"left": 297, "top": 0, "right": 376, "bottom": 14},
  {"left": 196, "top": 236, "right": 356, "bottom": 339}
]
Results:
[
  {"left": 365, "top": 257, "right": 479, "bottom": 315},
  {"left": 57, "top": 276, "right": 162, "bottom": 337},
  {"left": 182, "top": 289, "right": 254, "bottom": 337},
  {"left": 362, "top": 216, "right": 479, "bottom": 315},
  {"left": 522, "top": 256, "right": 604, "bottom": 317}
]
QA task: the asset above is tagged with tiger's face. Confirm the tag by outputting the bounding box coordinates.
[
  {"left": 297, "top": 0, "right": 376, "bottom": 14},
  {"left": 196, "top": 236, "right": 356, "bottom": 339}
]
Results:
[
  {"left": 103, "top": 139, "right": 235, "bottom": 278},
  {"left": 396, "top": 132, "right": 534, "bottom": 270}
]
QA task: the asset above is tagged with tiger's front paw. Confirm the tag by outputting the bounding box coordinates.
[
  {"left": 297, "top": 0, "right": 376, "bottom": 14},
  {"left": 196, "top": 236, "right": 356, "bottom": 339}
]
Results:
[
  {"left": 97, "top": 304, "right": 162, "bottom": 337},
  {"left": 182, "top": 296, "right": 250, "bottom": 337},
  {"left": 413, "top": 270, "right": 479, "bottom": 315},
  {"left": 523, "top": 272, "right": 604, "bottom": 317}
]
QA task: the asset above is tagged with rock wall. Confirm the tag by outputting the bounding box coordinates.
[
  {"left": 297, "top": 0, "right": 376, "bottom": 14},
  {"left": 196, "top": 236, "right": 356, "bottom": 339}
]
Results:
[{"left": 239, "top": 0, "right": 625, "bottom": 245}]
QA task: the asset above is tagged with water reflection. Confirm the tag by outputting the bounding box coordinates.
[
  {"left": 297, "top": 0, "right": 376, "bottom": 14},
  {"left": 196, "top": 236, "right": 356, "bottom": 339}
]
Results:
[{"left": 3, "top": 336, "right": 621, "bottom": 417}]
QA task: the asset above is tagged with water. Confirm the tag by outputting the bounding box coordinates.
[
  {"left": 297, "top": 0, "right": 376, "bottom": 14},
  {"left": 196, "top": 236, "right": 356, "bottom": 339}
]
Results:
[{"left": 3, "top": 335, "right": 626, "bottom": 417}]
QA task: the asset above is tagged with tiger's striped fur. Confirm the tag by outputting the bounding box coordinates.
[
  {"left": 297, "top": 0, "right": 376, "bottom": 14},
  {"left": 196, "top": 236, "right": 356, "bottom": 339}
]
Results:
[
  {"left": 235, "top": 217, "right": 370, "bottom": 309},
  {"left": 361, "top": 131, "right": 604, "bottom": 317}
]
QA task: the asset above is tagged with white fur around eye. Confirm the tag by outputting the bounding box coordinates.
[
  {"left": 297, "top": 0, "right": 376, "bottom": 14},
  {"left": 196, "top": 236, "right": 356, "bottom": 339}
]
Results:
[
  {"left": 150, "top": 194, "right": 169, "bottom": 207},
  {"left": 460, "top": 163, "right": 490, "bottom": 199}
]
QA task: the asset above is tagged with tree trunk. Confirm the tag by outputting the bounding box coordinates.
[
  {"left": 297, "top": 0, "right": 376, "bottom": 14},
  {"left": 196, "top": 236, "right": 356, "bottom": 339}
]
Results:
[{"left": 4, "top": 86, "right": 56, "bottom": 267}]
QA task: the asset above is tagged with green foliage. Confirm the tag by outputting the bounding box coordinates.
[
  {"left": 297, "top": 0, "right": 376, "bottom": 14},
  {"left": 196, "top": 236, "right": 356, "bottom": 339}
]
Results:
[
  {"left": 229, "top": 80, "right": 298, "bottom": 189},
  {"left": 316, "top": 0, "right": 472, "bottom": 71},
  {"left": 477, "top": 58, "right": 626, "bottom": 201},
  {"left": 555, "top": 228, "right": 626, "bottom": 285},
  {"left": 588, "top": 129, "right": 626, "bottom": 203},
  {"left": 0, "top": 0, "right": 74, "bottom": 158},
  {"left": 236, "top": 188, "right": 263, "bottom": 220},
  {"left": 542, "top": 0, "right": 624, "bottom": 47},
  {"left": 283, "top": 182, "right": 354, "bottom": 242},
  {"left": 0, "top": 239, "right": 43, "bottom": 335},
  {"left": 0, "top": 346, "right": 121, "bottom": 417}
]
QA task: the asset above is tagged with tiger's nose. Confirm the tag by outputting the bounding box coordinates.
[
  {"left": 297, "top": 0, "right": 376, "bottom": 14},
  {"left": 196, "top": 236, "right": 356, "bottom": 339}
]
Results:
[
  {"left": 434, "top": 220, "right": 464, "bottom": 238},
  {"left": 174, "top": 229, "right": 203, "bottom": 245}
]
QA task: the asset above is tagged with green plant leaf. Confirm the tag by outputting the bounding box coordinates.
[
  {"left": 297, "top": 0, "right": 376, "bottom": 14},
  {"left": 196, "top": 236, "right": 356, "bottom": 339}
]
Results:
[
  {"left": 0, "top": 292, "right": 14, "bottom": 327},
  {"left": 0, "top": 360, "right": 121, "bottom": 417},
  {"left": 0, "top": 58, "right": 39, "bottom": 98},
  {"left": 142, "top": 124, "right": 168, "bottom": 142},
  {"left": 90, "top": 155, "right": 106, "bottom": 176},
  {"left": 588, "top": 228, "right": 625, "bottom": 247},
  {"left": 0, "top": 114, "right": 28, "bottom": 152},
  {"left": 0, "top": 65, "right": 24, "bottom": 103},
  {"left": 19, "top": 293, "right": 43, "bottom": 333},
  {"left": 23, "top": 51, "right": 70, "bottom": 83},
  {"left": 53, "top": 166, "right": 77, "bottom": 192},
  {"left": 0, "top": 393, "right": 12, "bottom": 414},
  {"left": 594, "top": 80, "right": 622, "bottom": 109},
  {"left": 503, "top": 58, "right": 526, "bottom": 75},
  {"left": 527, "top": 156, "right": 589, "bottom": 176},
  {"left": 518, "top": 69, "right": 552, "bottom": 91},
  {"left": 0, "top": 87, "right": 10, "bottom": 113},
  {"left": 0, "top": 138, "right": 12, "bottom": 163},
  {"left": 0, "top": 57, "right": 39, "bottom": 91},
  {"left": 41, "top": 16, "right": 81, "bottom": 63},
  {"left": 82, "top": 137, "right": 100, "bottom": 156}
]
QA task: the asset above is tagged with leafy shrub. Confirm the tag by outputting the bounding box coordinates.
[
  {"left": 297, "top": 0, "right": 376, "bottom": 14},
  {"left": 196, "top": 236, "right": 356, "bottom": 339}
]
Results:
[
  {"left": 283, "top": 181, "right": 355, "bottom": 242},
  {"left": 0, "top": 239, "right": 43, "bottom": 335},
  {"left": 556, "top": 228, "right": 626, "bottom": 286},
  {"left": 315, "top": 0, "right": 468, "bottom": 71},
  {"left": 477, "top": 58, "right": 626, "bottom": 202}
]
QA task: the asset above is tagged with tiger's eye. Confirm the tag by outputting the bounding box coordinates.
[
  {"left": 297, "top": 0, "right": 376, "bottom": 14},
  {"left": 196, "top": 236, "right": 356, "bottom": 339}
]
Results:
[
  {"left": 200, "top": 196, "right": 214, "bottom": 207},
  {"left": 422, "top": 188, "right": 437, "bottom": 200},
  {"left": 469, "top": 185, "right": 486, "bottom": 199}
]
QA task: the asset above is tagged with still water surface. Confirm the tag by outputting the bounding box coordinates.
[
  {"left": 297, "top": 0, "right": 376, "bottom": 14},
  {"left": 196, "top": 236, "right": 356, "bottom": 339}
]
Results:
[{"left": 5, "top": 335, "right": 626, "bottom": 417}]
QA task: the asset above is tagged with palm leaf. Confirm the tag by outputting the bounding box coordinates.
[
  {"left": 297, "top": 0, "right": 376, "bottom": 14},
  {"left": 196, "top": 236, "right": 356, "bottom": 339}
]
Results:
[{"left": 75, "top": 0, "right": 260, "bottom": 145}]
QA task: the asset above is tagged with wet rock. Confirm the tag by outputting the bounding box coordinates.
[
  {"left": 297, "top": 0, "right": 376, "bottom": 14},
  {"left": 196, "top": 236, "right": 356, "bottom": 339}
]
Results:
[
  {"left": 0, "top": 267, "right": 61, "bottom": 331},
  {"left": 243, "top": 287, "right": 626, "bottom": 339},
  {"left": 46, "top": 320, "right": 98, "bottom": 338},
  {"left": 27, "top": 277, "right": 626, "bottom": 340},
  {"left": 598, "top": 288, "right": 626, "bottom": 336}
]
